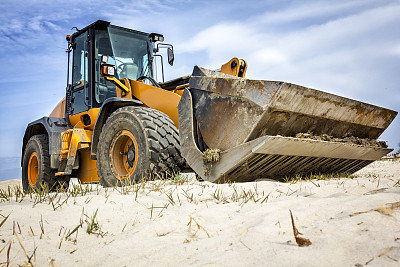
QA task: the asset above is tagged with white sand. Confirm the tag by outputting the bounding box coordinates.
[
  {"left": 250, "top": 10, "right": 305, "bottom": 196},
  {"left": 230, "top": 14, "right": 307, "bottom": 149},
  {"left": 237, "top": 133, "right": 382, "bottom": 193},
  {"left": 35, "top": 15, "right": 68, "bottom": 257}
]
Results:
[
  {"left": 0, "top": 179, "right": 22, "bottom": 191},
  {"left": 0, "top": 160, "right": 399, "bottom": 266}
]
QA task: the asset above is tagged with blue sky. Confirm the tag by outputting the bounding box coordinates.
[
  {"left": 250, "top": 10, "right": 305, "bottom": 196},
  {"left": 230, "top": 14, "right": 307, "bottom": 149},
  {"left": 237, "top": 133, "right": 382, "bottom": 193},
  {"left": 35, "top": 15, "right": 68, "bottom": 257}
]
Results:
[{"left": 0, "top": 0, "right": 399, "bottom": 173}]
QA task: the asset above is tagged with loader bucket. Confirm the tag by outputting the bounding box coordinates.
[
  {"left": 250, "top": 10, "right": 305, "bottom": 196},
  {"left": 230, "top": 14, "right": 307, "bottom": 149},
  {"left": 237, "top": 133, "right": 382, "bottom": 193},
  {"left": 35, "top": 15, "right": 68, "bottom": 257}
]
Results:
[{"left": 178, "top": 66, "right": 397, "bottom": 183}]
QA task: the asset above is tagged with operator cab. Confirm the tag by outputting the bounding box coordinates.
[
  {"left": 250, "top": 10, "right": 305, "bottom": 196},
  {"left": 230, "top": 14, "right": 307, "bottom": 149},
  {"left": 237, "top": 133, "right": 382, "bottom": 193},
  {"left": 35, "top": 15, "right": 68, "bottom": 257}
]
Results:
[{"left": 67, "top": 20, "right": 158, "bottom": 116}]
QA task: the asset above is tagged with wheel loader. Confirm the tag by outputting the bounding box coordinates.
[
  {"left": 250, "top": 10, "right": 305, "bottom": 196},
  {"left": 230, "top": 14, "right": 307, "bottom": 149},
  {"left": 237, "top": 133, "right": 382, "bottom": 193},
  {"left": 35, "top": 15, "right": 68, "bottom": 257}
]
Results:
[{"left": 21, "top": 20, "right": 398, "bottom": 191}]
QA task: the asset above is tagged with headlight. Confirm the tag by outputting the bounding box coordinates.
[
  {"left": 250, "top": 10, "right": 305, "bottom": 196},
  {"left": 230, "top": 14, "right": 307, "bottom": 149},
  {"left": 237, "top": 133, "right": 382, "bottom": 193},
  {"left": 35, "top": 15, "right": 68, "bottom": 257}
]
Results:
[{"left": 101, "top": 63, "right": 115, "bottom": 77}]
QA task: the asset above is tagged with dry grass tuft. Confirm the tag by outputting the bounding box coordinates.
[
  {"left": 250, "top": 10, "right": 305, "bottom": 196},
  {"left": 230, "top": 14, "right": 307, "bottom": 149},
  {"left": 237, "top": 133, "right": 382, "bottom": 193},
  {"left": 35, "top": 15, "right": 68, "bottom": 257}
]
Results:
[
  {"left": 350, "top": 202, "right": 400, "bottom": 217},
  {"left": 283, "top": 172, "right": 355, "bottom": 184},
  {"left": 188, "top": 216, "right": 210, "bottom": 238}
]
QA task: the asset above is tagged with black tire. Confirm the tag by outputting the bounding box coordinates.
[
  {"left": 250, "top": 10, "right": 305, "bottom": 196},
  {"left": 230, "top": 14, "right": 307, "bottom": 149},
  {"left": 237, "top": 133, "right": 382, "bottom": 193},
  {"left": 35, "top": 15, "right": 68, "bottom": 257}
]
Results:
[
  {"left": 22, "top": 135, "right": 70, "bottom": 193},
  {"left": 97, "top": 106, "right": 184, "bottom": 187}
]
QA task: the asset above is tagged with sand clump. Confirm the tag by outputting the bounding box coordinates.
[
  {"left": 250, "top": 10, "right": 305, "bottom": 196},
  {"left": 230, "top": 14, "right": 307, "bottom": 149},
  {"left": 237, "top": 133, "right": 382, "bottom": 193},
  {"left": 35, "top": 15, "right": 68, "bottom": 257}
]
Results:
[{"left": 202, "top": 148, "right": 221, "bottom": 176}]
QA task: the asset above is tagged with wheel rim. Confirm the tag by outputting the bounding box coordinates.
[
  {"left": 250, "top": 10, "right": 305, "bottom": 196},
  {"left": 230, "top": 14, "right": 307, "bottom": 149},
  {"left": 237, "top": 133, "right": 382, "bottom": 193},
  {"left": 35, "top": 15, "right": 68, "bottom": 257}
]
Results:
[
  {"left": 109, "top": 130, "right": 138, "bottom": 180},
  {"left": 28, "top": 152, "right": 39, "bottom": 187}
]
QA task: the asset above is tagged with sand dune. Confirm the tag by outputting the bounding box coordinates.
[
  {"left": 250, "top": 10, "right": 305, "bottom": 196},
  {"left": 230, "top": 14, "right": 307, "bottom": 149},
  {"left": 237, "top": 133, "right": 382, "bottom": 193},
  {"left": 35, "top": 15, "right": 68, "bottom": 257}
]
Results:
[{"left": 0, "top": 159, "right": 399, "bottom": 266}]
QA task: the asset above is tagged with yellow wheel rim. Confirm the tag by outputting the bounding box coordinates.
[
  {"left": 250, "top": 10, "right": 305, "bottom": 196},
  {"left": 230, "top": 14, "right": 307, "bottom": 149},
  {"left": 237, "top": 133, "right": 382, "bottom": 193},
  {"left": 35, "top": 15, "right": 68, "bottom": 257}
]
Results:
[
  {"left": 28, "top": 152, "right": 38, "bottom": 187},
  {"left": 110, "top": 130, "right": 138, "bottom": 181}
]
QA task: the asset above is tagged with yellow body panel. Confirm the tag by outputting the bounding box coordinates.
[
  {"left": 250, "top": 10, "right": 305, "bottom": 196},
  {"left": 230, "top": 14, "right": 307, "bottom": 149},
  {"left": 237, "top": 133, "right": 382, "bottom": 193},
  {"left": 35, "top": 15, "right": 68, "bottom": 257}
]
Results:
[
  {"left": 130, "top": 80, "right": 181, "bottom": 127},
  {"left": 68, "top": 108, "right": 100, "bottom": 130},
  {"left": 59, "top": 129, "right": 73, "bottom": 159},
  {"left": 77, "top": 149, "right": 99, "bottom": 183},
  {"left": 173, "top": 89, "right": 184, "bottom": 96},
  {"left": 115, "top": 78, "right": 133, "bottom": 99},
  {"left": 49, "top": 98, "right": 66, "bottom": 118},
  {"left": 57, "top": 121, "right": 93, "bottom": 177}
]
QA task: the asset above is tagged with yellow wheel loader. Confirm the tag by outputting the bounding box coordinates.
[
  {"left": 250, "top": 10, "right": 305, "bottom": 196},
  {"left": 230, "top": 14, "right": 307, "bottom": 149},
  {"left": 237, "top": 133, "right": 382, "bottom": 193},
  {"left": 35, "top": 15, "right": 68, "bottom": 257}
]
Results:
[{"left": 21, "top": 20, "right": 397, "bottom": 192}]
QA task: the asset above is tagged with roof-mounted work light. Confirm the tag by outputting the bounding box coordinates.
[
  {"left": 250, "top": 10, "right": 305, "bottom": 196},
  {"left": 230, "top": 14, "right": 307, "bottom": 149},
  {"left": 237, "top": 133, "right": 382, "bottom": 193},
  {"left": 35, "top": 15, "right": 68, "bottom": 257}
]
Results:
[{"left": 150, "top": 33, "right": 164, "bottom": 42}]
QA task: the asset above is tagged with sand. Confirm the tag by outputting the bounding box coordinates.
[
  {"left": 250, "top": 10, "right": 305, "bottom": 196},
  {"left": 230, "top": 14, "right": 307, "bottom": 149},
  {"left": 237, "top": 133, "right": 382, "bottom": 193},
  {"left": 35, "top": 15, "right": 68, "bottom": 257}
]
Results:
[
  {"left": 0, "top": 159, "right": 399, "bottom": 266},
  {"left": 0, "top": 179, "right": 22, "bottom": 191}
]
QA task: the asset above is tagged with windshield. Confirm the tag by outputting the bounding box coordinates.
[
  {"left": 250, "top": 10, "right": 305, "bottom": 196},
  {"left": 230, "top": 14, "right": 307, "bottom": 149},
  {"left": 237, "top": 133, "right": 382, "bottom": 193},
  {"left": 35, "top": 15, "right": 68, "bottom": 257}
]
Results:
[
  {"left": 93, "top": 27, "right": 153, "bottom": 106},
  {"left": 108, "top": 26, "right": 153, "bottom": 80}
]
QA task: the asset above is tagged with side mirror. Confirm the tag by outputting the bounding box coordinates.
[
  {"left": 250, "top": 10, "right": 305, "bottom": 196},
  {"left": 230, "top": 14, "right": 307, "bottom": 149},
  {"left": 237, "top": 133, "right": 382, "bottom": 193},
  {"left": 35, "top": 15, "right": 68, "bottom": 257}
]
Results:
[{"left": 167, "top": 47, "right": 174, "bottom": 66}]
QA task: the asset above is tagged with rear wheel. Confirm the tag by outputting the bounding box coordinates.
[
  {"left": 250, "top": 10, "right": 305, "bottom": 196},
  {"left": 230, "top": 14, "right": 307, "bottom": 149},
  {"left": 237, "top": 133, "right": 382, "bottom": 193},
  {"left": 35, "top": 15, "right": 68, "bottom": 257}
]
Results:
[
  {"left": 97, "top": 106, "right": 184, "bottom": 187},
  {"left": 22, "top": 135, "right": 70, "bottom": 192}
]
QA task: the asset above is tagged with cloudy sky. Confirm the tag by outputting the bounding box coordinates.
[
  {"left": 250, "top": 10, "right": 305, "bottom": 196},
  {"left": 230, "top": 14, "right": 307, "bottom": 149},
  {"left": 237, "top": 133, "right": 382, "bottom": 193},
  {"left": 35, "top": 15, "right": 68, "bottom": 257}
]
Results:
[{"left": 0, "top": 0, "right": 399, "bottom": 165}]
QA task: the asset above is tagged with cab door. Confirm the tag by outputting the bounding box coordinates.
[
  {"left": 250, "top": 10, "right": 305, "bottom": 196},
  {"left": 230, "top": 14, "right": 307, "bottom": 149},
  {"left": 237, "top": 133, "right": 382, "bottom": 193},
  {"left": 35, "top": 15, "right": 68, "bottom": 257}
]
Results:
[{"left": 70, "top": 31, "right": 90, "bottom": 116}]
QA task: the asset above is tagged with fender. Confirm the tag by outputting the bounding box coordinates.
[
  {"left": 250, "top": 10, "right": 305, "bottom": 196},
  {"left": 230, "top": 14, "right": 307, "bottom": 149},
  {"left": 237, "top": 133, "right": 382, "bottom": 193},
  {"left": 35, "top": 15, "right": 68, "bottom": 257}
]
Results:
[
  {"left": 22, "top": 117, "right": 71, "bottom": 169},
  {"left": 90, "top": 97, "right": 143, "bottom": 160}
]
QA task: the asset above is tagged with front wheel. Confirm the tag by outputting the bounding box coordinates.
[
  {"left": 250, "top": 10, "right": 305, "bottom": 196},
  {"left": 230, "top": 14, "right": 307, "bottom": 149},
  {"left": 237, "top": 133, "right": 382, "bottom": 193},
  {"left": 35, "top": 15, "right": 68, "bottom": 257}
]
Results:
[
  {"left": 97, "top": 106, "right": 184, "bottom": 187},
  {"left": 22, "top": 135, "right": 70, "bottom": 192}
]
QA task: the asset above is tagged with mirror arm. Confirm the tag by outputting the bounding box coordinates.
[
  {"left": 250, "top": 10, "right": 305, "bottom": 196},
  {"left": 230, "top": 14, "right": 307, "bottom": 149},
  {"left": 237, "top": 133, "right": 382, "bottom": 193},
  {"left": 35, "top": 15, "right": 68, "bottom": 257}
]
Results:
[
  {"left": 156, "top": 43, "right": 173, "bottom": 51},
  {"left": 155, "top": 43, "right": 174, "bottom": 65},
  {"left": 153, "top": 54, "right": 165, "bottom": 83}
]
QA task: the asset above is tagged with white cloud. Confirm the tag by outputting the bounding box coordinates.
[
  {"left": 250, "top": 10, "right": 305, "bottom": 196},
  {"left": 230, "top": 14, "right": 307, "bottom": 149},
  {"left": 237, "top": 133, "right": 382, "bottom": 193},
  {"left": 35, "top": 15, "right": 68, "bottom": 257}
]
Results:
[
  {"left": 393, "top": 44, "right": 400, "bottom": 56},
  {"left": 254, "top": 0, "right": 370, "bottom": 26},
  {"left": 256, "top": 48, "right": 289, "bottom": 65},
  {"left": 29, "top": 16, "right": 44, "bottom": 31},
  {"left": 178, "top": 2, "right": 400, "bottom": 83}
]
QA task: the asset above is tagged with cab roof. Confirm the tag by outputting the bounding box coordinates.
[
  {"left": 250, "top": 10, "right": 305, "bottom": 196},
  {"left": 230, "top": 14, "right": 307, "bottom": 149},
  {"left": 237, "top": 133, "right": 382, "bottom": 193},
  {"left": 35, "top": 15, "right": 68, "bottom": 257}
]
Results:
[{"left": 70, "top": 20, "right": 153, "bottom": 40}]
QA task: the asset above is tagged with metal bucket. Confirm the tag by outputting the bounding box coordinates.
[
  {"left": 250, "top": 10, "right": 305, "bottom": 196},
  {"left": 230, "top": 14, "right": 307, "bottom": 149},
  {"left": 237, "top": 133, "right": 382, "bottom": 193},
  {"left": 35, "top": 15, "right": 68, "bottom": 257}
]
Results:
[{"left": 178, "top": 66, "right": 397, "bottom": 182}]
